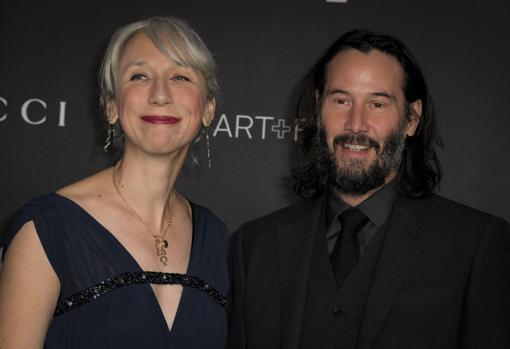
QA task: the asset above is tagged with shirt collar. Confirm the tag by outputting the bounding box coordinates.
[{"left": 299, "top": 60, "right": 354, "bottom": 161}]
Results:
[
  {"left": 357, "top": 179, "right": 398, "bottom": 227},
  {"left": 326, "top": 179, "right": 398, "bottom": 236}
]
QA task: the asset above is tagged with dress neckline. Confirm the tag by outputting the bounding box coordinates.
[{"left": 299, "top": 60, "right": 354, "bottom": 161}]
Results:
[{"left": 49, "top": 192, "right": 197, "bottom": 334}]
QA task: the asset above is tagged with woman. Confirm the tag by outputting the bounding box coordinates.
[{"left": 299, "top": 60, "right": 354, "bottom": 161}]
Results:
[{"left": 0, "top": 17, "right": 227, "bottom": 348}]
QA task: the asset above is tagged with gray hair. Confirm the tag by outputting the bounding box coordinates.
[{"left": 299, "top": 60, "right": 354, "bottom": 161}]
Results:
[{"left": 99, "top": 16, "right": 219, "bottom": 116}]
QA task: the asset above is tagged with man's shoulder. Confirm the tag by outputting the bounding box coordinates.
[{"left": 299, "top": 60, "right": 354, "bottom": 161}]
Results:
[
  {"left": 237, "top": 195, "right": 322, "bottom": 235},
  {"left": 409, "top": 194, "right": 508, "bottom": 228}
]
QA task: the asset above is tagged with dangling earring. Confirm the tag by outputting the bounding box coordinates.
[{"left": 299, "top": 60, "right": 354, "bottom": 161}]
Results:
[
  {"left": 104, "top": 122, "right": 116, "bottom": 152},
  {"left": 203, "top": 125, "right": 212, "bottom": 168}
]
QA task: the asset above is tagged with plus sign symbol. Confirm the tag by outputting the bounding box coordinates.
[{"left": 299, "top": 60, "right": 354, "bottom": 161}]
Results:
[{"left": 271, "top": 119, "right": 291, "bottom": 139}]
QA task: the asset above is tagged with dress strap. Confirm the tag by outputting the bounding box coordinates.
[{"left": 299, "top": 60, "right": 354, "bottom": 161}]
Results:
[{"left": 55, "top": 271, "right": 227, "bottom": 316}]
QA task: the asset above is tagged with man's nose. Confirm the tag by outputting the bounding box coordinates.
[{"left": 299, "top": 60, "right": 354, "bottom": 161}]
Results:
[{"left": 344, "top": 104, "right": 367, "bottom": 133}]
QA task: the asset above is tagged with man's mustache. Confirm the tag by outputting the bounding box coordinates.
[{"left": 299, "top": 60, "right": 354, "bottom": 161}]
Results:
[{"left": 333, "top": 133, "right": 381, "bottom": 152}]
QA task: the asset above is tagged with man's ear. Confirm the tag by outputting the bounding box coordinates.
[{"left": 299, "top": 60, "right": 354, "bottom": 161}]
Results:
[
  {"left": 202, "top": 98, "right": 216, "bottom": 127},
  {"left": 405, "top": 99, "right": 422, "bottom": 137}
]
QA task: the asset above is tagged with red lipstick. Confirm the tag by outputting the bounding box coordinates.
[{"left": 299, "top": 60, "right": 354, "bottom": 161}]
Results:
[{"left": 141, "top": 115, "right": 181, "bottom": 124}]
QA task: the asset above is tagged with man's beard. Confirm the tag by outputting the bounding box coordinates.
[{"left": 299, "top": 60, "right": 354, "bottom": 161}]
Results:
[{"left": 317, "top": 123, "right": 407, "bottom": 196}]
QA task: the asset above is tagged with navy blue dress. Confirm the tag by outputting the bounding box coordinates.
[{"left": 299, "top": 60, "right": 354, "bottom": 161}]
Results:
[{"left": 0, "top": 194, "right": 228, "bottom": 348}]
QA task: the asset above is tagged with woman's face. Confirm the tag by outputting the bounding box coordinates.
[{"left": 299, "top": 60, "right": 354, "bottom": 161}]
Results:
[{"left": 108, "top": 31, "right": 215, "bottom": 158}]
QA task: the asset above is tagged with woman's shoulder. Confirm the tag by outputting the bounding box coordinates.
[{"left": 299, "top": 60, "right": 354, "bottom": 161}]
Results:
[
  {"left": 10, "top": 193, "right": 67, "bottom": 228},
  {"left": 1, "top": 194, "right": 66, "bottom": 264},
  {"left": 190, "top": 201, "right": 227, "bottom": 231},
  {"left": 57, "top": 167, "right": 113, "bottom": 204},
  {"left": 17, "top": 193, "right": 60, "bottom": 212},
  {"left": 2, "top": 168, "right": 114, "bottom": 253},
  {"left": 188, "top": 201, "right": 229, "bottom": 250}
]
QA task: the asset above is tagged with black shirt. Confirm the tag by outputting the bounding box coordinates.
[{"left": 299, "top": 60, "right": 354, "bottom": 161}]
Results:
[{"left": 325, "top": 180, "right": 398, "bottom": 256}]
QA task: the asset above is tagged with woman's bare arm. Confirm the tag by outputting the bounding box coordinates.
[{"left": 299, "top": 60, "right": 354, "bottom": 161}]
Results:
[{"left": 0, "top": 221, "right": 60, "bottom": 349}]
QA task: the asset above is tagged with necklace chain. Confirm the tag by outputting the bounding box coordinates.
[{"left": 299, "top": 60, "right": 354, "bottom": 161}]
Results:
[{"left": 112, "top": 168, "right": 175, "bottom": 266}]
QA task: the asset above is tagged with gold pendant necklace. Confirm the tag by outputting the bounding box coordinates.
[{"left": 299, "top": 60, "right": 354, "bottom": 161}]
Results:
[{"left": 112, "top": 169, "right": 175, "bottom": 266}]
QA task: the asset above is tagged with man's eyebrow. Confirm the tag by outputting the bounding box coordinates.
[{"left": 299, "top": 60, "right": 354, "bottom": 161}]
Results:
[
  {"left": 325, "top": 89, "right": 397, "bottom": 101},
  {"left": 326, "top": 88, "right": 349, "bottom": 95},
  {"left": 371, "top": 91, "right": 396, "bottom": 101}
]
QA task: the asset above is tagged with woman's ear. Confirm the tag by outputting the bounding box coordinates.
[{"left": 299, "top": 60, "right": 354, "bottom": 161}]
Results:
[
  {"left": 106, "top": 99, "right": 119, "bottom": 124},
  {"left": 202, "top": 98, "right": 216, "bottom": 127}
]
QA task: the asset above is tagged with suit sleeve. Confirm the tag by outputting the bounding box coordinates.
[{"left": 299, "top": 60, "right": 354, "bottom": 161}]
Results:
[
  {"left": 462, "top": 217, "right": 510, "bottom": 348},
  {"left": 226, "top": 225, "right": 247, "bottom": 349}
]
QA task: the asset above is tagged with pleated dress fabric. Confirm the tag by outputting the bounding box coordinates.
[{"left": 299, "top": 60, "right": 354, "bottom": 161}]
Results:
[{"left": 1, "top": 194, "right": 228, "bottom": 349}]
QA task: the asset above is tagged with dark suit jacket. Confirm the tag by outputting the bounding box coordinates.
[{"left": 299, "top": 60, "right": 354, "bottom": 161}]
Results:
[{"left": 227, "top": 194, "right": 510, "bottom": 349}]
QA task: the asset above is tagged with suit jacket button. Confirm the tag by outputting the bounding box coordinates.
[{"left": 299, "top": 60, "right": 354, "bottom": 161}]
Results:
[{"left": 332, "top": 307, "right": 341, "bottom": 314}]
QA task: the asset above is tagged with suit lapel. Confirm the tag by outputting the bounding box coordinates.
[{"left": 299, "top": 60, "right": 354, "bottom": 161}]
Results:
[
  {"left": 357, "top": 196, "right": 434, "bottom": 349},
  {"left": 277, "top": 194, "right": 326, "bottom": 349}
]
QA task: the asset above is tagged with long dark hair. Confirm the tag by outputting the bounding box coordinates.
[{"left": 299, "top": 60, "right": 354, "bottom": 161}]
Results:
[{"left": 292, "top": 29, "right": 442, "bottom": 199}]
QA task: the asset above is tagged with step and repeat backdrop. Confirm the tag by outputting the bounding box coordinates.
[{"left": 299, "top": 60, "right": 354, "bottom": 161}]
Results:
[{"left": 1, "top": 0, "right": 509, "bottom": 233}]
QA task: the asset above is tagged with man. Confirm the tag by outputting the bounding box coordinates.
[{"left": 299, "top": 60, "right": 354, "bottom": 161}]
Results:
[{"left": 227, "top": 30, "right": 510, "bottom": 349}]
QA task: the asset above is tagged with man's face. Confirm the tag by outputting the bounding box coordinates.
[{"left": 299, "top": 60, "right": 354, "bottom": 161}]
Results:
[{"left": 318, "top": 49, "right": 421, "bottom": 196}]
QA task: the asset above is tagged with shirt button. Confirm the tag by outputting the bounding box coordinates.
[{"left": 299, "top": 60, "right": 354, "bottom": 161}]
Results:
[{"left": 332, "top": 307, "right": 341, "bottom": 314}]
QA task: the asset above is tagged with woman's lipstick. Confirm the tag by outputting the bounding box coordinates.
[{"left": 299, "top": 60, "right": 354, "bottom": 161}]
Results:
[{"left": 141, "top": 115, "right": 181, "bottom": 124}]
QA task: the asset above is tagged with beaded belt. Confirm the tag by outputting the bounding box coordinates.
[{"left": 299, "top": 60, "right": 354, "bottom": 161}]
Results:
[{"left": 55, "top": 271, "right": 227, "bottom": 316}]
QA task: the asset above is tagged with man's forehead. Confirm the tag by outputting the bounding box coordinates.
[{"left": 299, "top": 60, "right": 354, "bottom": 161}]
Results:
[{"left": 323, "top": 48, "right": 405, "bottom": 95}]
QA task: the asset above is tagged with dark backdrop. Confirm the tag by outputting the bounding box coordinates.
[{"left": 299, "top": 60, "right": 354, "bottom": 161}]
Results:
[{"left": 1, "top": 0, "right": 509, "bottom": 233}]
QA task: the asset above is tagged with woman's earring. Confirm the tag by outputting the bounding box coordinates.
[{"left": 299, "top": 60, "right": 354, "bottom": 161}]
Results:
[
  {"left": 104, "top": 122, "right": 116, "bottom": 152},
  {"left": 204, "top": 125, "right": 212, "bottom": 168}
]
